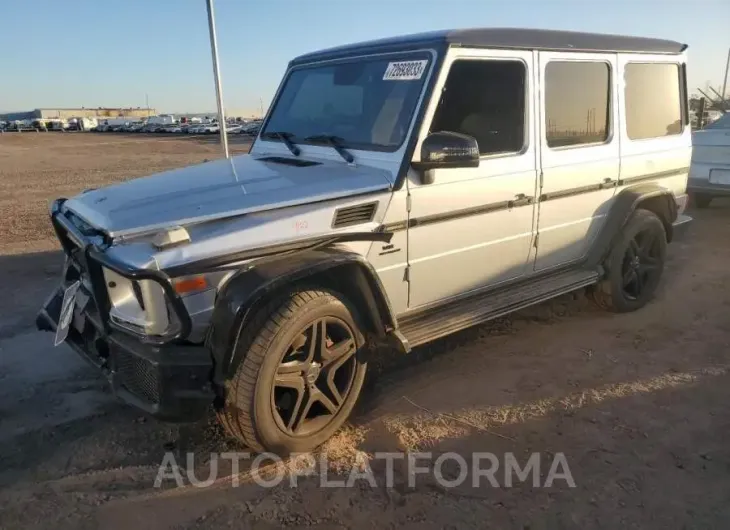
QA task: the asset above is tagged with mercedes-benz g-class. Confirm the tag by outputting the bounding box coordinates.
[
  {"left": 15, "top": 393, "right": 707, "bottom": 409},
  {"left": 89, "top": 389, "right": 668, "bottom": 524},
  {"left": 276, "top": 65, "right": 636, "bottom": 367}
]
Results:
[{"left": 38, "top": 28, "right": 692, "bottom": 454}]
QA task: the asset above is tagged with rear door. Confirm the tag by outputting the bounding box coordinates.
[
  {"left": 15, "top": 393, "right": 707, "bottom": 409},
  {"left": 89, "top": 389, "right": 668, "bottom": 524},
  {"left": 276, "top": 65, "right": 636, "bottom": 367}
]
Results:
[{"left": 534, "top": 52, "right": 620, "bottom": 271}]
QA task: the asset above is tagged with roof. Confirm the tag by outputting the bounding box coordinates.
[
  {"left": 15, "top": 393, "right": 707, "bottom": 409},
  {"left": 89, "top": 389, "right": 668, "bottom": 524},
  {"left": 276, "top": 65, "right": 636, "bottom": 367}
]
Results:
[{"left": 290, "top": 28, "right": 686, "bottom": 65}]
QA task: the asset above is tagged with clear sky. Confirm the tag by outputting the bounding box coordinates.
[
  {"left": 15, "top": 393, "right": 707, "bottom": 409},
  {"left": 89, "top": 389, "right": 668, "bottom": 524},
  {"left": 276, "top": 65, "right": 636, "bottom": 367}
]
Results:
[{"left": 1, "top": 0, "right": 728, "bottom": 115}]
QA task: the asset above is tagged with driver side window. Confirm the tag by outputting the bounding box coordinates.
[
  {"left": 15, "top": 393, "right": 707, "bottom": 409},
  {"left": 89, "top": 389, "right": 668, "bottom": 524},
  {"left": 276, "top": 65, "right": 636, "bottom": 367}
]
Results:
[{"left": 430, "top": 59, "right": 527, "bottom": 156}]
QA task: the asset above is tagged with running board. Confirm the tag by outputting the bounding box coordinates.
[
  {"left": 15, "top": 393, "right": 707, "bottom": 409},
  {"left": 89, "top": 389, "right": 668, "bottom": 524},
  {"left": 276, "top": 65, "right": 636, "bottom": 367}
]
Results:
[{"left": 399, "top": 269, "right": 600, "bottom": 348}]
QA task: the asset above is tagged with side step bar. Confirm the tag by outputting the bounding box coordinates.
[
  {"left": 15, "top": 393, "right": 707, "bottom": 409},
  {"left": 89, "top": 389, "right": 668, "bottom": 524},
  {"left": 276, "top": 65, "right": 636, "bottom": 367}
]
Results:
[{"left": 399, "top": 269, "right": 600, "bottom": 348}]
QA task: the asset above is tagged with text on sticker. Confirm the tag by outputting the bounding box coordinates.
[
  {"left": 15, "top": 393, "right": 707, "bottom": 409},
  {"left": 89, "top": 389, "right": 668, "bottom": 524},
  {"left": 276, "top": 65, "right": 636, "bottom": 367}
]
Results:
[{"left": 383, "top": 60, "right": 428, "bottom": 81}]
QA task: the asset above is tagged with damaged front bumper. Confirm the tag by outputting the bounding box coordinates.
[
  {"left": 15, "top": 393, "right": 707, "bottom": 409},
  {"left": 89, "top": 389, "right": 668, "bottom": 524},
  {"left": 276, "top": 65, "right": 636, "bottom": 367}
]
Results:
[{"left": 36, "top": 200, "right": 214, "bottom": 422}]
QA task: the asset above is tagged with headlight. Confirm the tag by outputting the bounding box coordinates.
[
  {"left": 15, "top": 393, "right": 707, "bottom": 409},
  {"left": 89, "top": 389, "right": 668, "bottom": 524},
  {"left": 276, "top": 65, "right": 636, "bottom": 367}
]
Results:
[
  {"left": 103, "top": 268, "right": 176, "bottom": 337},
  {"left": 103, "top": 268, "right": 233, "bottom": 339}
]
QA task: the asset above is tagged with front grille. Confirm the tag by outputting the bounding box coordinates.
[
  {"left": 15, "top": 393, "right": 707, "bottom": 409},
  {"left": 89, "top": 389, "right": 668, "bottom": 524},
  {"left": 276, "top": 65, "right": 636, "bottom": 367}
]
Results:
[{"left": 115, "top": 351, "right": 160, "bottom": 404}]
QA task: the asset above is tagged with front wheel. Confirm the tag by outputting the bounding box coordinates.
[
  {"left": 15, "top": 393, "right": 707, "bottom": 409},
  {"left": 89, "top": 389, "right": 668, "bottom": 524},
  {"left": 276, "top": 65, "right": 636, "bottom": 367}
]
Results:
[
  {"left": 218, "top": 290, "right": 367, "bottom": 454},
  {"left": 588, "top": 209, "right": 667, "bottom": 312}
]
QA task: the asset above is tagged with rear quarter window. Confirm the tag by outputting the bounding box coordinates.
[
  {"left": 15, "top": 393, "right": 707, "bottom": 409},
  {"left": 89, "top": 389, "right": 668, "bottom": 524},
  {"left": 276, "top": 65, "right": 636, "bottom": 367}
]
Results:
[{"left": 624, "top": 63, "right": 683, "bottom": 140}]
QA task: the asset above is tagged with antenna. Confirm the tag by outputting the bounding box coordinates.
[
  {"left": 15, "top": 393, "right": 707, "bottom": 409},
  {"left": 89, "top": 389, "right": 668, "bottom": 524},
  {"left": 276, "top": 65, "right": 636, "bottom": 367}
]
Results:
[{"left": 206, "top": 0, "right": 229, "bottom": 159}]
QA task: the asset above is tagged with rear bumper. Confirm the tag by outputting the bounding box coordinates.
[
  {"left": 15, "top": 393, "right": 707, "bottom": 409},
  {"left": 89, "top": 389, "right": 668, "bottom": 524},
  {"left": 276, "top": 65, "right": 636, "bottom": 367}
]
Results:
[
  {"left": 37, "top": 284, "right": 214, "bottom": 422},
  {"left": 687, "top": 177, "right": 730, "bottom": 196}
]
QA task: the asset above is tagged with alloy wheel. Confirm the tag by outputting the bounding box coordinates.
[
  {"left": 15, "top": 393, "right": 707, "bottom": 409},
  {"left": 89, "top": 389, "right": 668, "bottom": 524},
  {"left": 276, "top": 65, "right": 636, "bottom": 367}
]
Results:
[
  {"left": 271, "top": 317, "right": 358, "bottom": 436},
  {"left": 621, "top": 228, "right": 662, "bottom": 300}
]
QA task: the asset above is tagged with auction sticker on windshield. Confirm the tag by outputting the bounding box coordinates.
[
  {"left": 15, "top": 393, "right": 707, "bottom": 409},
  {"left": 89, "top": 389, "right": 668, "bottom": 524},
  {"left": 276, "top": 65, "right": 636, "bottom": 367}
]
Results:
[{"left": 383, "top": 60, "right": 428, "bottom": 81}]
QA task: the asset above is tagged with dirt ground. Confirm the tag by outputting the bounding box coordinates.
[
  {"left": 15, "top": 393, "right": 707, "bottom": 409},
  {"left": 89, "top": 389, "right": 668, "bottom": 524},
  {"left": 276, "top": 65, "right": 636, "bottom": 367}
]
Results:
[{"left": 1, "top": 133, "right": 729, "bottom": 529}]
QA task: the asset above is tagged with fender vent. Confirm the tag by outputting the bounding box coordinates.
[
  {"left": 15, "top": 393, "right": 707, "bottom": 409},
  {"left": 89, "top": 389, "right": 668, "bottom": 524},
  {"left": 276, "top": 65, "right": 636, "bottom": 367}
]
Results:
[{"left": 332, "top": 202, "right": 378, "bottom": 228}]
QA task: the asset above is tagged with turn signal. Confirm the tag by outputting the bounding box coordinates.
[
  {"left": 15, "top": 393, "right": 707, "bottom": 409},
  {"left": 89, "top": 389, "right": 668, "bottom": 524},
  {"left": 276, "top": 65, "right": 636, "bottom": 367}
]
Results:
[{"left": 173, "top": 275, "right": 209, "bottom": 295}]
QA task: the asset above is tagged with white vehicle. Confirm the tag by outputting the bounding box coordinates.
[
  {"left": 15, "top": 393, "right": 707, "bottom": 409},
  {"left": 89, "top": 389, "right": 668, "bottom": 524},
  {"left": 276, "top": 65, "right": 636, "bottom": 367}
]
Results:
[
  {"left": 199, "top": 123, "right": 220, "bottom": 134},
  {"left": 39, "top": 28, "right": 692, "bottom": 455},
  {"left": 73, "top": 117, "right": 98, "bottom": 131},
  {"left": 688, "top": 112, "right": 730, "bottom": 206},
  {"left": 146, "top": 114, "right": 176, "bottom": 125}
]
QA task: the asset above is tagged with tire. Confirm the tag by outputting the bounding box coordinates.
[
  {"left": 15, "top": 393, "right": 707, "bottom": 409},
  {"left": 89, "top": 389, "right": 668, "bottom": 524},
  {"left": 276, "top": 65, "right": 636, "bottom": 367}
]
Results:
[
  {"left": 217, "top": 290, "right": 367, "bottom": 454},
  {"left": 588, "top": 209, "right": 667, "bottom": 313},
  {"left": 690, "top": 193, "right": 712, "bottom": 209}
]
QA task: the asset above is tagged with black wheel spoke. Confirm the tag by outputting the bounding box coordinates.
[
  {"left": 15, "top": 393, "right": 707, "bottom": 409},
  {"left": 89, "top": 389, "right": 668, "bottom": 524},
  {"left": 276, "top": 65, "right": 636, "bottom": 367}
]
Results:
[
  {"left": 622, "top": 268, "right": 636, "bottom": 288},
  {"left": 309, "top": 319, "right": 327, "bottom": 363},
  {"left": 277, "top": 361, "right": 308, "bottom": 375},
  {"left": 634, "top": 268, "right": 644, "bottom": 293},
  {"left": 312, "top": 388, "right": 339, "bottom": 415},
  {"left": 275, "top": 371, "right": 305, "bottom": 389},
  {"left": 323, "top": 337, "right": 355, "bottom": 366},
  {"left": 290, "top": 388, "right": 314, "bottom": 432},
  {"left": 273, "top": 314, "right": 358, "bottom": 437}
]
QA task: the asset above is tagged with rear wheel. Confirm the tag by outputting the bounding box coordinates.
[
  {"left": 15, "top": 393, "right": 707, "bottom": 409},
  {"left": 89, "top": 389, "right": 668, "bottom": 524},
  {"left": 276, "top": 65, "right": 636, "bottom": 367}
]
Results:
[
  {"left": 690, "top": 193, "right": 713, "bottom": 209},
  {"left": 588, "top": 209, "right": 667, "bottom": 312},
  {"left": 218, "top": 290, "right": 366, "bottom": 454}
]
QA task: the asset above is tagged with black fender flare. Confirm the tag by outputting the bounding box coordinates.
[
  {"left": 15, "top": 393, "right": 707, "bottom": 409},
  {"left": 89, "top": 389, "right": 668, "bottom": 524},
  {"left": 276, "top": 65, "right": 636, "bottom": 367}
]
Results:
[
  {"left": 585, "top": 183, "right": 678, "bottom": 268},
  {"left": 207, "top": 247, "right": 399, "bottom": 383}
]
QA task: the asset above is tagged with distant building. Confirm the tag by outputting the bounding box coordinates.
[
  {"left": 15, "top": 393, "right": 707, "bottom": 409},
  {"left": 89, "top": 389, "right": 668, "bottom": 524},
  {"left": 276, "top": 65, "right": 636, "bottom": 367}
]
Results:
[{"left": 0, "top": 107, "right": 157, "bottom": 121}]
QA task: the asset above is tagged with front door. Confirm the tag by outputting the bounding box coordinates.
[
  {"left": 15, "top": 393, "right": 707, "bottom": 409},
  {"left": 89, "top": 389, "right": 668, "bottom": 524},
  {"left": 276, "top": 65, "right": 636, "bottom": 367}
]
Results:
[
  {"left": 534, "top": 52, "right": 620, "bottom": 271},
  {"left": 406, "top": 49, "right": 539, "bottom": 309}
]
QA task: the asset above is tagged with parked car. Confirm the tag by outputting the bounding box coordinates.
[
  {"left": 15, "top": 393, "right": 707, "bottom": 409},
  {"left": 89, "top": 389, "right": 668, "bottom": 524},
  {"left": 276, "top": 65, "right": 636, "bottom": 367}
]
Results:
[
  {"left": 37, "top": 28, "right": 692, "bottom": 455},
  {"left": 688, "top": 112, "right": 730, "bottom": 207},
  {"left": 199, "top": 123, "right": 220, "bottom": 134},
  {"left": 241, "top": 121, "right": 262, "bottom": 135}
]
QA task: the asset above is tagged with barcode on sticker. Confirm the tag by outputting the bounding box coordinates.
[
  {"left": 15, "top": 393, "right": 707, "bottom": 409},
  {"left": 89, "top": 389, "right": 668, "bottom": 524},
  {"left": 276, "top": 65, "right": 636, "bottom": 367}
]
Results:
[{"left": 383, "top": 60, "right": 427, "bottom": 81}]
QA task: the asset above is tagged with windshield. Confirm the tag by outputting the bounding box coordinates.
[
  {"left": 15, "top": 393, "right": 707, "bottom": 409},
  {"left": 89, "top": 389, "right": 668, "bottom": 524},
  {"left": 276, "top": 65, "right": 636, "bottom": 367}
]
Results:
[
  {"left": 262, "top": 54, "right": 432, "bottom": 152},
  {"left": 705, "top": 113, "right": 730, "bottom": 129}
]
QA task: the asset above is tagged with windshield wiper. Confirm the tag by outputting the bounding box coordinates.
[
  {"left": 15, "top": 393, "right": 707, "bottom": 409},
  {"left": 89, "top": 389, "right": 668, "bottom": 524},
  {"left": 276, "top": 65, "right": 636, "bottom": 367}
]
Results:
[
  {"left": 304, "top": 134, "right": 354, "bottom": 164},
  {"left": 261, "top": 131, "right": 301, "bottom": 156}
]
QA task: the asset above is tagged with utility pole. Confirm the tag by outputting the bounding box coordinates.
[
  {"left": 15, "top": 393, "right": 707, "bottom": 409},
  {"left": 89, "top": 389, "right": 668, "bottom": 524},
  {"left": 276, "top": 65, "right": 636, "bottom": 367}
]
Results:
[{"left": 206, "top": 0, "right": 229, "bottom": 158}]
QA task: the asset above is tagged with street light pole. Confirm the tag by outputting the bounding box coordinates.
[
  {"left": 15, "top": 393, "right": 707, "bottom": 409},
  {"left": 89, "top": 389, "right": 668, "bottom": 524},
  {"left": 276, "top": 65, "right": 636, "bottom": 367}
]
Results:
[{"left": 206, "top": 0, "right": 229, "bottom": 158}]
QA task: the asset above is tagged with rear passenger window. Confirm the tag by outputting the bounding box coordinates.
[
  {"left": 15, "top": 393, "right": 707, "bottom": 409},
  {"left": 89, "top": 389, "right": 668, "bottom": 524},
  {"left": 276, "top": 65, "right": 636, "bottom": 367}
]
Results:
[
  {"left": 545, "top": 61, "right": 610, "bottom": 148},
  {"left": 430, "top": 60, "right": 526, "bottom": 156},
  {"left": 624, "top": 63, "right": 682, "bottom": 139}
]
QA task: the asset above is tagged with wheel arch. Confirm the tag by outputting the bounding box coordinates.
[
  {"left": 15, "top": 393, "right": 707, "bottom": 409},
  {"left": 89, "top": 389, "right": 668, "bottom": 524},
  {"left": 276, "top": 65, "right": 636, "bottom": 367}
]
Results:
[
  {"left": 207, "top": 247, "right": 400, "bottom": 384},
  {"left": 587, "top": 183, "right": 678, "bottom": 268}
]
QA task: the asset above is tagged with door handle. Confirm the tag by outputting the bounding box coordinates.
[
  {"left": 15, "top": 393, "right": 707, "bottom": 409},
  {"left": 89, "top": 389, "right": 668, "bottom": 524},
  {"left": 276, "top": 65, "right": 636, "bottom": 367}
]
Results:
[{"left": 509, "top": 193, "right": 534, "bottom": 208}]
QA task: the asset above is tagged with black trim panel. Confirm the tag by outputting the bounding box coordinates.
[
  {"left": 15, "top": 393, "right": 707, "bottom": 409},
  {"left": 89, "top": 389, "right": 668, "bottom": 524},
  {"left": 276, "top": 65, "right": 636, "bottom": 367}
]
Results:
[
  {"left": 540, "top": 180, "right": 616, "bottom": 202},
  {"left": 163, "top": 231, "right": 392, "bottom": 277},
  {"left": 618, "top": 167, "right": 689, "bottom": 186},
  {"left": 381, "top": 196, "right": 533, "bottom": 233},
  {"left": 539, "top": 168, "right": 689, "bottom": 203}
]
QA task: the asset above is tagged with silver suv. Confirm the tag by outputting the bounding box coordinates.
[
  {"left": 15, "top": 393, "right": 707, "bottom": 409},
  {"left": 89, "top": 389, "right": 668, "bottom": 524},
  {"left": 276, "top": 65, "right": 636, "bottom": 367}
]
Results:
[{"left": 38, "top": 28, "right": 692, "bottom": 453}]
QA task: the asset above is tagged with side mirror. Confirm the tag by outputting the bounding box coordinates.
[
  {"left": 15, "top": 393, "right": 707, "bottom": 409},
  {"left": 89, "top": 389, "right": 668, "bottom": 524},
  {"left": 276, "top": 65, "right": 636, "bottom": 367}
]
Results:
[{"left": 412, "top": 131, "right": 480, "bottom": 181}]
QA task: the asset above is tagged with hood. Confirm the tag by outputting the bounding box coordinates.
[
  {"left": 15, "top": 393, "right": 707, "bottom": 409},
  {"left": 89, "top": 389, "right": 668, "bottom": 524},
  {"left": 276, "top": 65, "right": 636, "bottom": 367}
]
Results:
[{"left": 64, "top": 154, "right": 393, "bottom": 237}]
